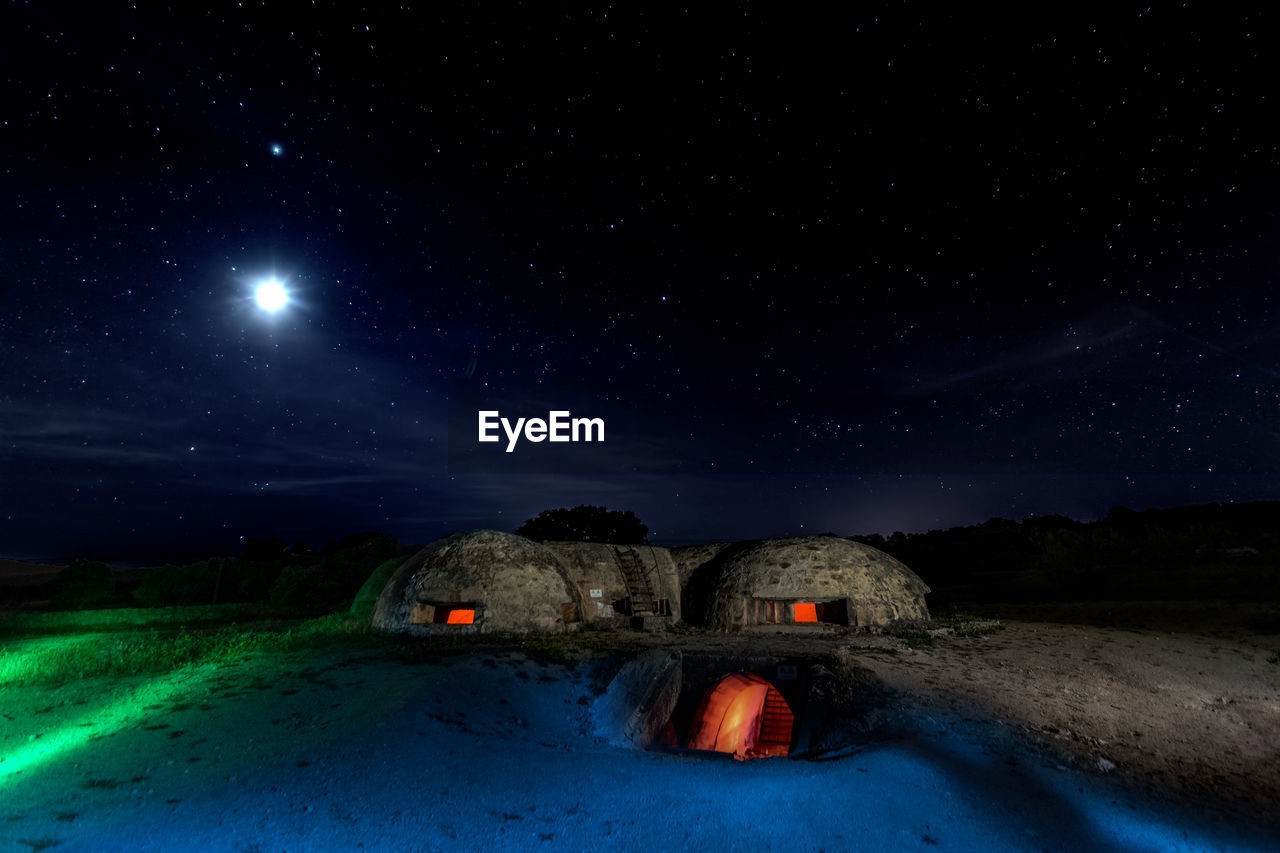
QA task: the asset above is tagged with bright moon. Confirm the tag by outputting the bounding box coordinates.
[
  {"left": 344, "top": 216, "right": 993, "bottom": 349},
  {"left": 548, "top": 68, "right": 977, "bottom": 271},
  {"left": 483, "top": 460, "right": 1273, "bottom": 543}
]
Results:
[{"left": 255, "top": 279, "right": 288, "bottom": 312}]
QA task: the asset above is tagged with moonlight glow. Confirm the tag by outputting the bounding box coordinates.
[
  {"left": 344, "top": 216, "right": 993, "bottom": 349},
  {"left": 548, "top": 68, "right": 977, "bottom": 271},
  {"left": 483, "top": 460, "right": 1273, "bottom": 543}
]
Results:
[{"left": 254, "top": 279, "right": 289, "bottom": 312}]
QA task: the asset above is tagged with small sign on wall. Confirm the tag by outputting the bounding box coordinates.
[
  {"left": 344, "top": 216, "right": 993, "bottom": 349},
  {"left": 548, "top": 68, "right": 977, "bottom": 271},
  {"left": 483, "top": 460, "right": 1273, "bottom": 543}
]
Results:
[{"left": 589, "top": 588, "right": 603, "bottom": 598}]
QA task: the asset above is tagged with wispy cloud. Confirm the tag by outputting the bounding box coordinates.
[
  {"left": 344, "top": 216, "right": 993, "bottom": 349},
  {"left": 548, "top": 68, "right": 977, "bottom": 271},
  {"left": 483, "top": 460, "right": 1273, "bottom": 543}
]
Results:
[{"left": 907, "top": 306, "right": 1148, "bottom": 395}]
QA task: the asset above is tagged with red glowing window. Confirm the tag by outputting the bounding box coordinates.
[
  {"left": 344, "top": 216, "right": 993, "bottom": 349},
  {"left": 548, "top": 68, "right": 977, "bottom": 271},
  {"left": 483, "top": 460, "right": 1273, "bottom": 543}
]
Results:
[
  {"left": 793, "top": 602, "right": 817, "bottom": 623},
  {"left": 445, "top": 608, "right": 475, "bottom": 625}
]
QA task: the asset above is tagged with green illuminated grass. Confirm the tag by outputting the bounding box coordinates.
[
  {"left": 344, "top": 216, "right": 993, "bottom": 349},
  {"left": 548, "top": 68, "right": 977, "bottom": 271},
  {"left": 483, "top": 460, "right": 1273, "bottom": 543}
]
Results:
[
  {"left": 0, "top": 612, "right": 387, "bottom": 792},
  {"left": 0, "top": 609, "right": 543, "bottom": 797},
  {"left": 0, "top": 660, "right": 222, "bottom": 784},
  {"left": 0, "top": 612, "right": 375, "bottom": 687},
  {"left": 0, "top": 603, "right": 278, "bottom": 635}
]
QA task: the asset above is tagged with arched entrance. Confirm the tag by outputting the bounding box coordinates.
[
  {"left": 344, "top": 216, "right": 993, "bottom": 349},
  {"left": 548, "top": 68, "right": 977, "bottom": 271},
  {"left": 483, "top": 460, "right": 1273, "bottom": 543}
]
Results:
[{"left": 686, "top": 672, "right": 794, "bottom": 759}]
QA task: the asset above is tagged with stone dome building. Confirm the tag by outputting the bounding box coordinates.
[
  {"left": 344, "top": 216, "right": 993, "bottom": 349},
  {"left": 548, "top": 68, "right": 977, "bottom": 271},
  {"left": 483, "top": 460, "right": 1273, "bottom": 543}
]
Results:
[
  {"left": 544, "top": 541, "right": 681, "bottom": 627},
  {"left": 699, "top": 536, "right": 930, "bottom": 631},
  {"left": 372, "top": 530, "right": 584, "bottom": 634}
]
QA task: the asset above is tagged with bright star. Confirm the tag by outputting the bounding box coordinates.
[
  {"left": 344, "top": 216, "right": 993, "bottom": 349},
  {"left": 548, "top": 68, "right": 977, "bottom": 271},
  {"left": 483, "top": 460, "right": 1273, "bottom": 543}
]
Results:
[
  {"left": 255, "top": 279, "right": 288, "bottom": 312},
  {"left": 270, "top": 144, "right": 283, "bottom": 156}
]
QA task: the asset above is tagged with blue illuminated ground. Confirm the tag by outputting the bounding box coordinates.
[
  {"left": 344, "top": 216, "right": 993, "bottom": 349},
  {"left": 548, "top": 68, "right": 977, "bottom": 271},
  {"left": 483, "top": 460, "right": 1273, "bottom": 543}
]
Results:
[{"left": 2, "top": 641, "right": 1276, "bottom": 852}]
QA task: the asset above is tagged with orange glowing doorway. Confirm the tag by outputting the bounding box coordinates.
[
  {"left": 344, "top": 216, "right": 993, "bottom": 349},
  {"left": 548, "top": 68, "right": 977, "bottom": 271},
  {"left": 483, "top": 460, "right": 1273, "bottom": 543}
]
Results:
[{"left": 686, "top": 673, "right": 794, "bottom": 759}]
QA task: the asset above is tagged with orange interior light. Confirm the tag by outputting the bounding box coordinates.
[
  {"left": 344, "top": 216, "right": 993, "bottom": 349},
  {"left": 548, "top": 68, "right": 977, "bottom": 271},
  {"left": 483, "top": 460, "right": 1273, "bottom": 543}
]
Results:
[
  {"left": 687, "top": 672, "right": 794, "bottom": 759},
  {"left": 446, "top": 608, "right": 475, "bottom": 625},
  {"left": 793, "top": 602, "right": 817, "bottom": 623}
]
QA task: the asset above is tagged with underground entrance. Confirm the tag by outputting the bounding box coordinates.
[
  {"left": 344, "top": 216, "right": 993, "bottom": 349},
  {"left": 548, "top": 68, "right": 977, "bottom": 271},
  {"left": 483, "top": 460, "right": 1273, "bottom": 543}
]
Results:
[
  {"left": 593, "top": 651, "right": 836, "bottom": 761},
  {"left": 686, "top": 672, "right": 794, "bottom": 759}
]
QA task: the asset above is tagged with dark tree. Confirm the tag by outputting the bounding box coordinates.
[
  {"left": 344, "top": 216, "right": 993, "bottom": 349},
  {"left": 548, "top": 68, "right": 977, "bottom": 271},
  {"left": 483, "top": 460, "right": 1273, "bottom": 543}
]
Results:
[
  {"left": 516, "top": 505, "right": 649, "bottom": 544},
  {"left": 270, "top": 532, "right": 404, "bottom": 609},
  {"left": 51, "top": 558, "right": 115, "bottom": 609},
  {"left": 241, "top": 536, "right": 289, "bottom": 561}
]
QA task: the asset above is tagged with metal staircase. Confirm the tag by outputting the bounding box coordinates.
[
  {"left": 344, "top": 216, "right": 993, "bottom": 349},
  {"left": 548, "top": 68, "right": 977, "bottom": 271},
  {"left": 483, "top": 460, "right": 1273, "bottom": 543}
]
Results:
[
  {"left": 614, "top": 546, "right": 656, "bottom": 615},
  {"left": 758, "top": 690, "right": 794, "bottom": 748}
]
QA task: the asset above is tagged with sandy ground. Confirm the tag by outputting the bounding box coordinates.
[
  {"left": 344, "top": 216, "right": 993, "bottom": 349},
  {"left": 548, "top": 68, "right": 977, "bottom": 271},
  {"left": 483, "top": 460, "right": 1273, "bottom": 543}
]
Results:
[
  {"left": 858, "top": 610, "right": 1280, "bottom": 828},
  {"left": 2, "top": 606, "right": 1279, "bottom": 851}
]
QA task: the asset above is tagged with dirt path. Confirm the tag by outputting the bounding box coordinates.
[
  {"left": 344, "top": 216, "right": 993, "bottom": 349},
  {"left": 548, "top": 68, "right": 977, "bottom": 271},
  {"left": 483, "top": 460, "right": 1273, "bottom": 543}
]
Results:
[{"left": 853, "top": 618, "right": 1280, "bottom": 826}]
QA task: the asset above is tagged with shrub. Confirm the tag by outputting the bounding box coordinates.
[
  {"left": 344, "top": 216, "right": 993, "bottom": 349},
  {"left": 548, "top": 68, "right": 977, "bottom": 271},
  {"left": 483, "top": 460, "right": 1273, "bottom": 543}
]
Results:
[
  {"left": 126, "top": 532, "right": 408, "bottom": 610},
  {"left": 132, "top": 561, "right": 221, "bottom": 607},
  {"left": 270, "top": 532, "right": 403, "bottom": 609},
  {"left": 50, "top": 559, "right": 115, "bottom": 610}
]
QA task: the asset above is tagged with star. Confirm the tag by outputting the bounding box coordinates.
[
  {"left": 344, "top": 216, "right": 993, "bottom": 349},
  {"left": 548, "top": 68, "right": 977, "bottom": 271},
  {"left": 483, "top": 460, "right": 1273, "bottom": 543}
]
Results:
[
  {"left": 270, "top": 143, "right": 283, "bottom": 156},
  {"left": 254, "top": 279, "right": 288, "bottom": 312}
]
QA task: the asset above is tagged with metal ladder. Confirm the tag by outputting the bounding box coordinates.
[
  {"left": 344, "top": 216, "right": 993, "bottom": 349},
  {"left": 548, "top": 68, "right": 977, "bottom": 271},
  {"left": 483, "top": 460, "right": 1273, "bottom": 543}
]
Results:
[{"left": 615, "top": 546, "right": 656, "bottom": 615}]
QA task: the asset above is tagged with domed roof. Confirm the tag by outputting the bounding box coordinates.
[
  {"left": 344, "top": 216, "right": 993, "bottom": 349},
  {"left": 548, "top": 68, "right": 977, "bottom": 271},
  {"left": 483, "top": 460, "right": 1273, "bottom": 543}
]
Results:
[
  {"left": 706, "top": 536, "right": 930, "bottom": 629},
  {"left": 372, "top": 529, "right": 582, "bottom": 634}
]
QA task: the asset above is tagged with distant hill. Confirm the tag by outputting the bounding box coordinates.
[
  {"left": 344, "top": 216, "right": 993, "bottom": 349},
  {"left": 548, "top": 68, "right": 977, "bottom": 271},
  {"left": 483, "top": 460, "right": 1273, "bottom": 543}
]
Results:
[{"left": 0, "top": 558, "right": 65, "bottom": 587}]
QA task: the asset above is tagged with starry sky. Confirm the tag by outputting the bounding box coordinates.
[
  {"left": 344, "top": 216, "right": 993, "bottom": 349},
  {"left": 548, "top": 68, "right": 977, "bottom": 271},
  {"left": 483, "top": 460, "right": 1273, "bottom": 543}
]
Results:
[{"left": 3, "top": 3, "right": 1279, "bottom": 561}]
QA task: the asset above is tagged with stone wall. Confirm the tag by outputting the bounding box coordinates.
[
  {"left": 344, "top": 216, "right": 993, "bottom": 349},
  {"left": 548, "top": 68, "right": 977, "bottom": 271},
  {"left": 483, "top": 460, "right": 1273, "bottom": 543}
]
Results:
[
  {"left": 670, "top": 542, "right": 735, "bottom": 589},
  {"left": 544, "top": 541, "right": 682, "bottom": 623}
]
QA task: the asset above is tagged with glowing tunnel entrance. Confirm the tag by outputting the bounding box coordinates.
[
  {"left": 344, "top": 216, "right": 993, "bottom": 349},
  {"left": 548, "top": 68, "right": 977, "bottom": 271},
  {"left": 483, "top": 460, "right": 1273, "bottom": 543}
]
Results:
[{"left": 687, "top": 672, "right": 794, "bottom": 759}]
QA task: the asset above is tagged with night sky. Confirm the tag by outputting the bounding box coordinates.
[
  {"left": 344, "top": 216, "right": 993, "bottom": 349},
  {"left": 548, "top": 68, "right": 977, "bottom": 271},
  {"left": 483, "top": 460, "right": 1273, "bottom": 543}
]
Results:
[{"left": 4, "top": 4, "right": 1280, "bottom": 562}]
